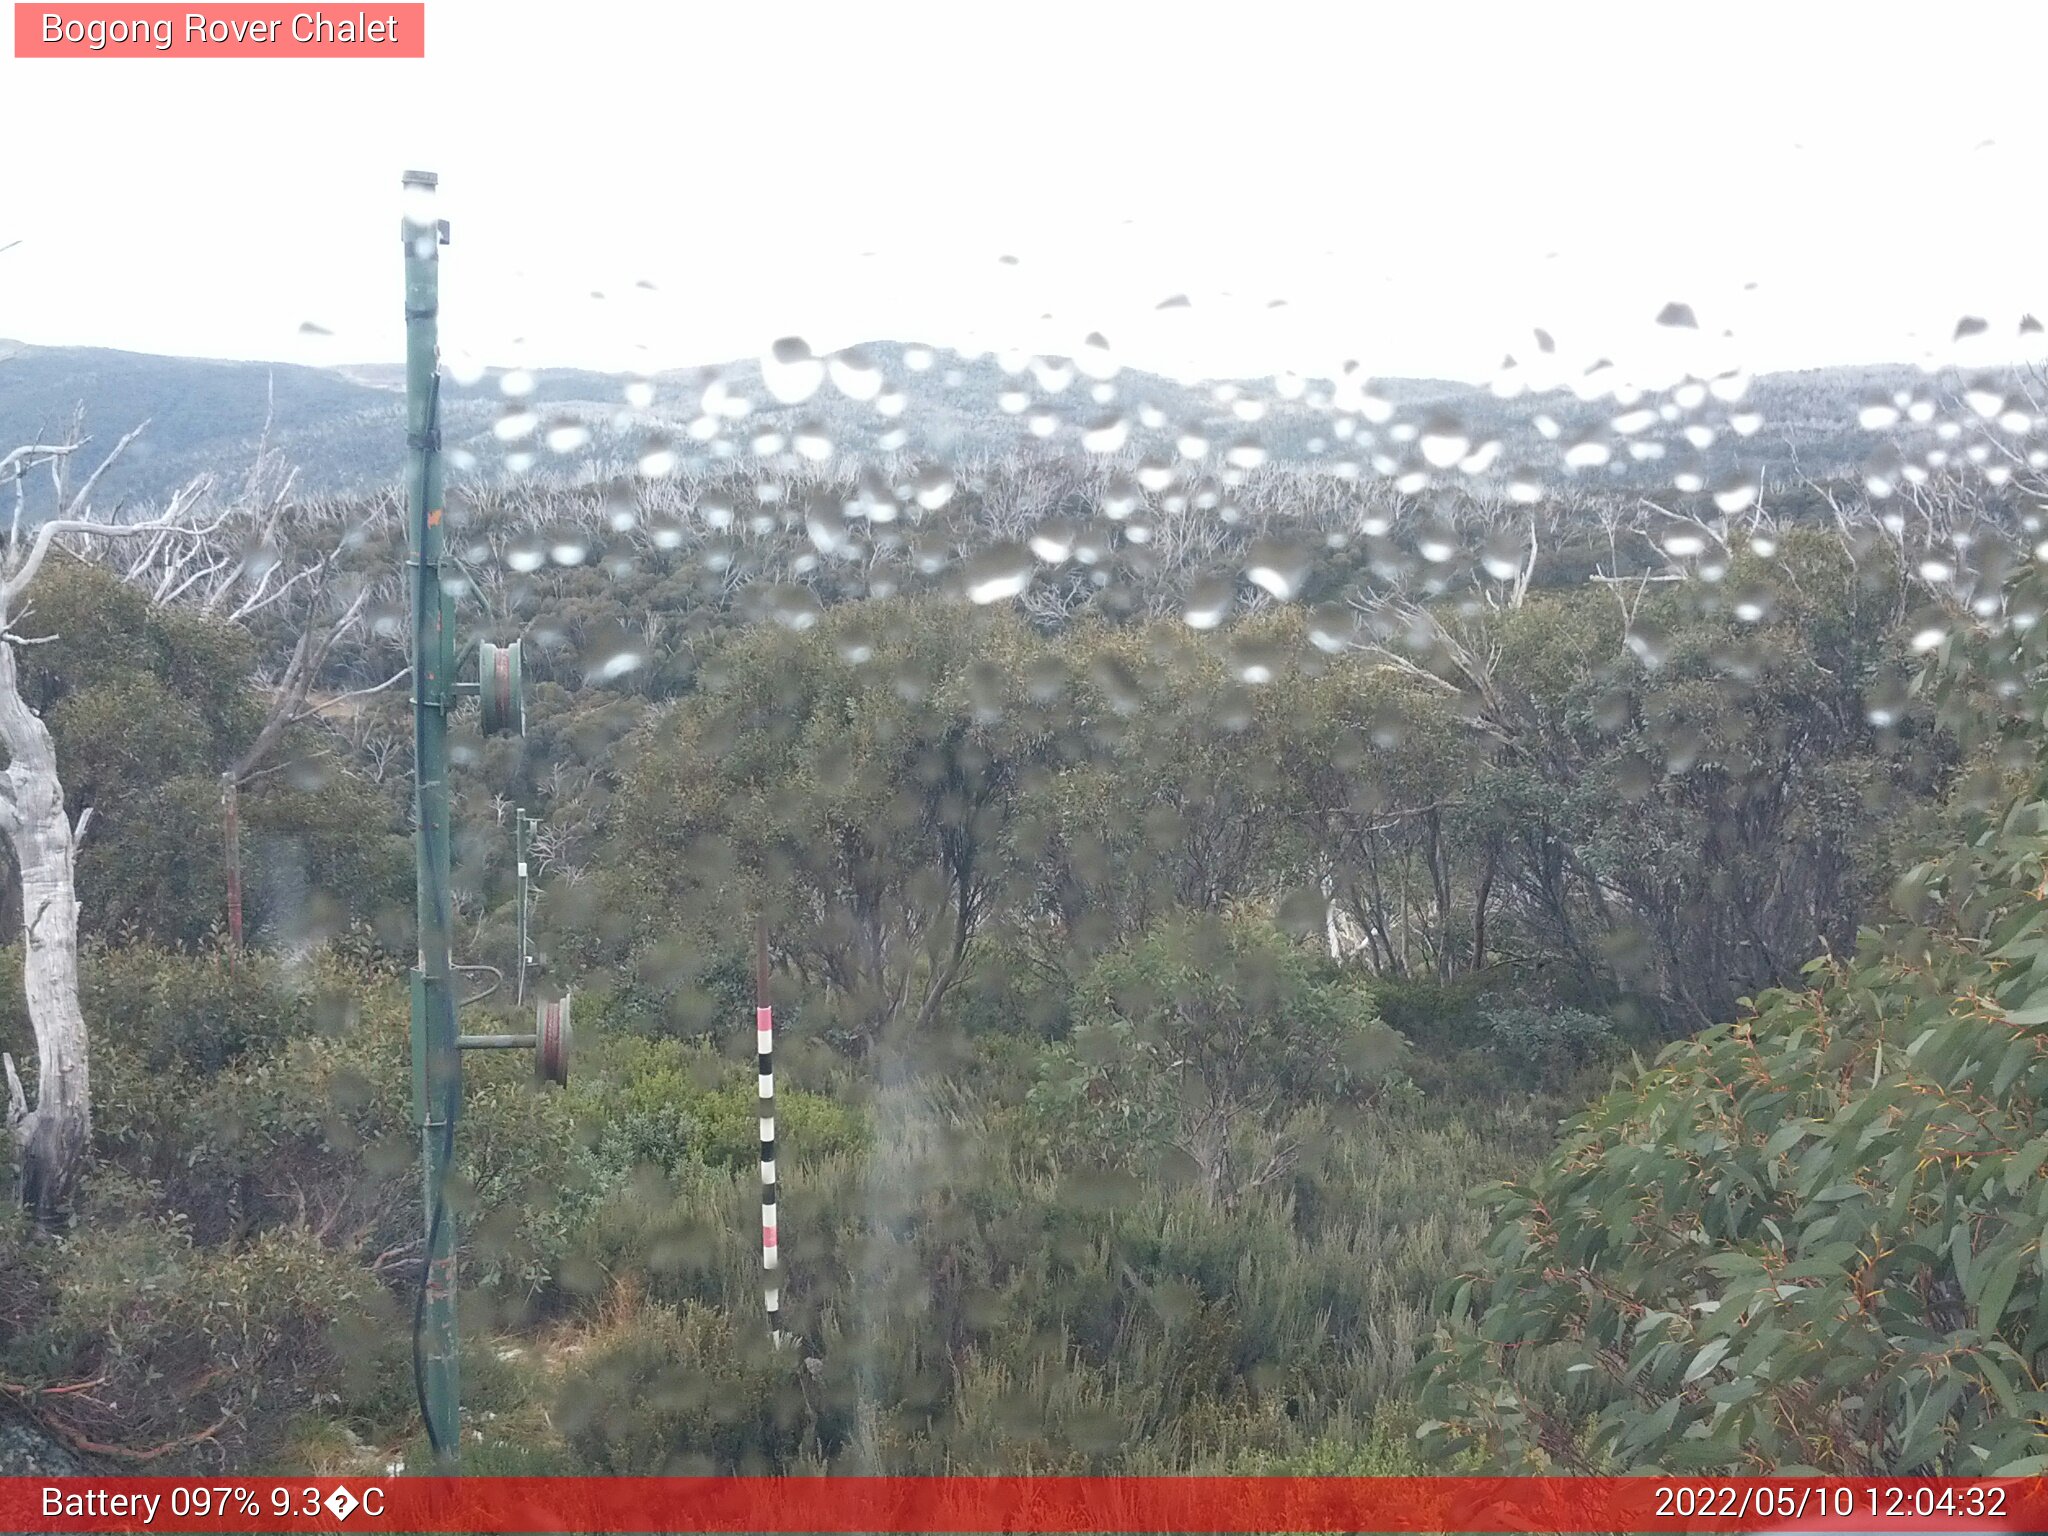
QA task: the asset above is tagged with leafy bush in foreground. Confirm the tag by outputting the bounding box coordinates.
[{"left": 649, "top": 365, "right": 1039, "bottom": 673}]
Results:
[
  {"left": 1420, "top": 788, "right": 2048, "bottom": 1474},
  {"left": 0, "top": 1175, "right": 400, "bottom": 1470}
]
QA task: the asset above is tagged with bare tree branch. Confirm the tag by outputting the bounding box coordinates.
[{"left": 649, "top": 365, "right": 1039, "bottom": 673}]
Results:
[{"left": 3, "top": 474, "right": 217, "bottom": 614}]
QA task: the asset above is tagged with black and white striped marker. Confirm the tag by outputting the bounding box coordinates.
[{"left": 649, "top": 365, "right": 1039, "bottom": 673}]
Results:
[{"left": 756, "top": 923, "right": 781, "bottom": 1345}]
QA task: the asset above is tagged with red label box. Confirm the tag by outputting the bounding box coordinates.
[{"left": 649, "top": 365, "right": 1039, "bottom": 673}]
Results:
[
  {"left": 5, "top": 1476, "right": 2048, "bottom": 1533},
  {"left": 13, "top": 3, "right": 425, "bottom": 56}
]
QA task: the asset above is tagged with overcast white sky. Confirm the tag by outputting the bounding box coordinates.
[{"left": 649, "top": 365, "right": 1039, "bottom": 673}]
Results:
[{"left": 3, "top": 1, "right": 2047, "bottom": 386}]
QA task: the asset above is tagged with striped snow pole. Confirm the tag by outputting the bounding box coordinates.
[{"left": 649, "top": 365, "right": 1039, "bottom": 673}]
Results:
[{"left": 756, "top": 922, "right": 781, "bottom": 1345}]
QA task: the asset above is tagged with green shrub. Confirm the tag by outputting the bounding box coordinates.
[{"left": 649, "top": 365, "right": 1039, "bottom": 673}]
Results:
[
  {"left": 0, "top": 941, "right": 342, "bottom": 1084},
  {"left": 1025, "top": 916, "right": 1407, "bottom": 1206},
  {"left": 1419, "top": 786, "right": 2048, "bottom": 1474},
  {"left": 64, "top": 948, "right": 599, "bottom": 1310},
  {"left": 554, "top": 1298, "right": 828, "bottom": 1473},
  {"left": 0, "top": 1178, "right": 398, "bottom": 1471},
  {"left": 578, "top": 1036, "right": 864, "bottom": 1180},
  {"left": 944, "top": 940, "right": 1073, "bottom": 1041},
  {"left": 579, "top": 938, "right": 753, "bottom": 1041},
  {"left": 1368, "top": 974, "right": 1495, "bottom": 1054},
  {"left": 1474, "top": 1003, "right": 1617, "bottom": 1085},
  {"left": 561, "top": 1076, "right": 1528, "bottom": 1473}
]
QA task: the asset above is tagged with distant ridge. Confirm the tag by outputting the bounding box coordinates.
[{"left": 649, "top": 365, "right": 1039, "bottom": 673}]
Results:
[{"left": 0, "top": 338, "right": 1990, "bottom": 509}]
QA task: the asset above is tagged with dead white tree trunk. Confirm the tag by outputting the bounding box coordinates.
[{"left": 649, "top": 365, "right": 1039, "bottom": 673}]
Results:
[
  {"left": 0, "top": 638, "right": 89, "bottom": 1220},
  {"left": 0, "top": 421, "right": 214, "bottom": 1222}
]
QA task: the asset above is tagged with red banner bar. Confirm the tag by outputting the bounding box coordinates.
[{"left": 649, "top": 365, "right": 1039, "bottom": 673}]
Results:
[
  {"left": 5, "top": 1477, "right": 2048, "bottom": 1533},
  {"left": 13, "top": 4, "right": 424, "bottom": 57}
]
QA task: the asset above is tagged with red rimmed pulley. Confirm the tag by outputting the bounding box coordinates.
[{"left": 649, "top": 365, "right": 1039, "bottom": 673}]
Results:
[
  {"left": 478, "top": 639, "right": 525, "bottom": 737},
  {"left": 536, "top": 992, "right": 571, "bottom": 1086}
]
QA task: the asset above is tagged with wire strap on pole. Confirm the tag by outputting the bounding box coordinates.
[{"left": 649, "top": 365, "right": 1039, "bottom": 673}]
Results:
[{"left": 756, "top": 920, "right": 781, "bottom": 1346}]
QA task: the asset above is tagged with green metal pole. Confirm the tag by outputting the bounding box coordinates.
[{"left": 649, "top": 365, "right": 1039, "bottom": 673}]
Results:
[
  {"left": 515, "top": 808, "right": 528, "bottom": 1007},
  {"left": 403, "top": 168, "right": 461, "bottom": 1464}
]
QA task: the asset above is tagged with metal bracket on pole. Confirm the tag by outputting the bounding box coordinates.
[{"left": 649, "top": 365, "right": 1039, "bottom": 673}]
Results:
[{"left": 456, "top": 989, "right": 571, "bottom": 1085}]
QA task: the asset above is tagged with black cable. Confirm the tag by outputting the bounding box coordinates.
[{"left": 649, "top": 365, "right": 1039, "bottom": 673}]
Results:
[{"left": 411, "top": 1105, "right": 458, "bottom": 1463}]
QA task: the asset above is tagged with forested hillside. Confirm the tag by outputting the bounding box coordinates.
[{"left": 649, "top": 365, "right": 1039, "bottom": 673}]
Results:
[
  {"left": 3, "top": 355, "right": 2047, "bottom": 1477},
  {"left": 0, "top": 337, "right": 2004, "bottom": 510}
]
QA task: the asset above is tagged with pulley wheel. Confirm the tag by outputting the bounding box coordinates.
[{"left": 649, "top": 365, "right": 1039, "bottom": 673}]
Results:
[
  {"left": 536, "top": 993, "right": 571, "bottom": 1086},
  {"left": 479, "top": 639, "right": 525, "bottom": 737}
]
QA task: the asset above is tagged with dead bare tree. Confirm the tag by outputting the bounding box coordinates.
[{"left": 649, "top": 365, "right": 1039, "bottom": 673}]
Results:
[
  {"left": 95, "top": 463, "right": 409, "bottom": 946},
  {"left": 1, "top": 421, "right": 219, "bottom": 1222}
]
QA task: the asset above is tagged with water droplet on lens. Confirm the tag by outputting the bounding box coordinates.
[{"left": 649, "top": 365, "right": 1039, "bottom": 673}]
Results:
[
  {"left": 763, "top": 337, "right": 824, "bottom": 404},
  {"left": 1730, "top": 584, "right": 1773, "bottom": 623},
  {"left": 1181, "top": 575, "right": 1234, "bottom": 630},
  {"left": 794, "top": 422, "right": 834, "bottom": 462},
  {"left": 544, "top": 418, "right": 590, "bottom": 454},
  {"left": 1481, "top": 527, "right": 1527, "bottom": 580},
  {"left": 1862, "top": 444, "right": 1904, "bottom": 498},
  {"left": 807, "top": 502, "right": 855, "bottom": 557},
  {"left": 1711, "top": 474, "right": 1758, "bottom": 513},
  {"left": 828, "top": 347, "right": 883, "bottom": 401},
  {"left": 1077, "top": 332, "right": 1119, "bottom": 381},
  {"left": 1134, "top": 456, "right": 1174, "bottom": 493},
  {"left": 1030, "top": 357, "right": 1075, "bottom": 395},
  {"left": 965, "top": 544, "right": 1035, "bottom": 604},
  {"left": 1415, "top": 521, "right": 1458, "bottom": 564},
  {"left": 1307, "top": 602, "right": 1354, "bottom": 652},
  {"left": 1029, "top": 518, "right": 1077, "bottom": 564},
  {"left": 1419, "top": 414, "right": 1469, "bottom": 469},
  {"left": 494, "top": 408, "right": 538, "bottom": 443},
  {"left": 1224, "top": 437, "right": 1267, "bottom": 470},
  {"left": 1083, "top": 415, "right": 1130, "bottom": 453},
  {"left": 837, "top": 622, "right": 875, "bottom": 664},
  {"left": 1244, "top": 538, "right": 1310, "bottom": 600},
  {"left": 1564, "top": 435, "right": 1612, "bottom": 469},
  {"left": 764, "top": 584, "right": 823, "bottom": 631},
  {"left": 1965, "top": 379, "right": 2007, "bottom": 418},
  {"left": 1231, "top": 639, "right": 1285, "bottom": 685},
  {"left": 586, "top": 634, "right": 647, "bottom": 683},
  {"left": 1708, "top": 369, "right": 1750, "bottom": 404}
]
